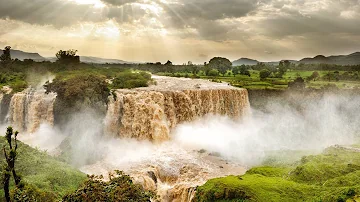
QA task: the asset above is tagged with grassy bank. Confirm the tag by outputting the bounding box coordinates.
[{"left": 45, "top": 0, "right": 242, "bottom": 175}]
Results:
[
  {"left": 195, "top": 146, "right": 360, "bottom": 202},
  {"left": 0, "top": 136, "right": 86, "bottom": 200}
]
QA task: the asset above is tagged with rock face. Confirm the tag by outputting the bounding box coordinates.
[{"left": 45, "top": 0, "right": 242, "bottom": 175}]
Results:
[{"left": 105, "top": 77, "right": 250, "bottom": 142}]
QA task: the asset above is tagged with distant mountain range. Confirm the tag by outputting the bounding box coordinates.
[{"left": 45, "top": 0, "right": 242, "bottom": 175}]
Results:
[
  {"left": 2, "top": 49, "right": 360, "bottom": 66},
  {"left": 232, "top": 52, "right": 360, "bottom": 66},
  {"left": 232, "top": 58, "right": 259, "bottom": 66},
  {"left": 3, "top": 49, "right": 46, "bottom": 61},
  {"left": 0, "top": 49, "right": 130, "bottom": 64}
]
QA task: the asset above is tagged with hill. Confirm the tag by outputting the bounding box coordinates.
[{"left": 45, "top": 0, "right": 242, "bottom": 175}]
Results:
[
  {"left": 232, "top": 52, "right": 360, "bottom": 66},
  {"left": 0, "top": 49, "right": 47, "bottom": 61},
  {"left": 232, "top": 58, "right": 259, "bottom": 66},
  {"left": 46, "top": 56, "right": 130, "bottom": 64},
  {"left": 80, "top": 56, "right": 129, "bottom": 64},
  {"left": 0, "top": 49, "right": 130, "bottom": 64},
  {"left": 299, "top": 52, "right": 360, "bottom": 65}
]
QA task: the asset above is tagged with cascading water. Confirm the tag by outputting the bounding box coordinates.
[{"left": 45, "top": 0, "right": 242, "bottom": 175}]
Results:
[
  {"left": 2, "top": 76, "right": 251, "bottom": 202},
  {"left": 98, "top": 76, "right": 251, "bottom": 201},
  {"left": 105, "top": 77, "right": 250, "bottom": 142},
  {"left": 3, "top": 88, "right": 56, "bottom": 133}
]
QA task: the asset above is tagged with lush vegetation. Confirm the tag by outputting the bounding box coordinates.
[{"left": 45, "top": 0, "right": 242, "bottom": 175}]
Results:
[
  {"left": 2, "top": 46, "right": 360, "bottom": 92},
  {"left": 111, "top": 71, "right": 152, "bottom": 89},
  {"left": 44, "top": 74, "right": 110, "bottom": 126},
  {"left": 0, "top": 136, "right": 86, "bottom": 201},
  {"left": 195, "top": 146, "right": 360, "bottom": 202},
  {"left": 62, "top": 170, "right": 155, "bottom": 202},
  {"left": 0, "top": 47, "right": 153, "bottom": 93}
]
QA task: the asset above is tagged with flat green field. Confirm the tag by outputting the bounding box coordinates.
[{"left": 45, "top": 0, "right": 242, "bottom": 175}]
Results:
[{"left": 158, "top": 70, "right": 360, "bottom": 90}]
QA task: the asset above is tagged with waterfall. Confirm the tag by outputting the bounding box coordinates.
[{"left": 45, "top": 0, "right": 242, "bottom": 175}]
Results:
[
  {"left": 5, "top": 89, "right": 56, "bottom": 133},
  {"left": 105, "top": 88, "right": 250, "bottom": 142}
]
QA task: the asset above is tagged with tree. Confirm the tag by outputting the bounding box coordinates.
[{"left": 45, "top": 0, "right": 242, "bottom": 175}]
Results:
[
  {"left": 277, "top": 60, "right": 290, "bottom": 78},
  {"left": 307, "top": 71, "right": 320, "bottom": 81},
  {"left": 0, "top": 46, "right": 12, "bottom": 65},
  {"left": 56, "top": 49, "right": 80, "bottom": 64},
  {"left": 3, "top": 127, "right": 21, "bottom": 202},
  {"left": 288, "top": 77, "right": 305, "bottom": 89},
  {"left": 259, "top": 69, "right": 271, "bottom": 80},
  {"left": 232, "top": 66, "right": 240, "bottom": 76},
  {"left": 190, "top": 65, "right": 200, "bottom": 75},
  {"left": 323, "top": 71, "right": 334, "bottom": 82},
  {"left": 165, "top": 60, "right": 173, "bottom": 66},
  {"left": 208, "top": 57, "right": 232, "bottom": 76},
  {"left": 203, "top": 63, "right": 211, "bottom": 76},
  {"left": 239, "top": 65, "right": 251, "bottom": 77}
]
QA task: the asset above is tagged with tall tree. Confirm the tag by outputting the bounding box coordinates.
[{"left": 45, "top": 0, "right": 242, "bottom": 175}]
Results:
[
  {"left": 56, "top": 49, "right": 80, "bottom": 64},
  {"left": 0, "top": 46, "right": 12, "bottom": 65},
  {"left": 3, "top": 127, "right": 21, "bottom": 202},
  {"left": 165, "top": 60, "right": 173, "bottom": 66},
  {"left": 208, "top": 57, "right": 232, "bottom": 76}
]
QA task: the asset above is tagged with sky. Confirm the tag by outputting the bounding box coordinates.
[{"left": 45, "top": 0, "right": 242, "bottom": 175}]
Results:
[{"left": 0, "top": 0, "right": 359, "bottom": 64}]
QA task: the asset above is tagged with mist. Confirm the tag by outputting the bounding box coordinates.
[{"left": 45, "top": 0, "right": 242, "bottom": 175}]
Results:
[
  {"left": 173, "top": 93, "right": 360, "bottom": 165},
  {"left": 10, "top": 92, "right": 360, "bottom": 171}
]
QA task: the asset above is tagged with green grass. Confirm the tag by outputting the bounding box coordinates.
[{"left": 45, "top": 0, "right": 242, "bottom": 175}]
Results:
[
  {"left": 0, "top": 137, "right": 86, "bottom": 200},
  {"left": 159, "top": 70, "right": 360, "bottom": 90},
  {"left": 195, "top": 146, "right": 360, "bottom": 202}
]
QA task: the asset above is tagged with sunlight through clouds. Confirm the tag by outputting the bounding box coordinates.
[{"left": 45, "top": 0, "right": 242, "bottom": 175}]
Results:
[
  {"left": 0, "top": 0, "right": 359, "bottom": 63},
  {"left": 68, "top": 0, "right": 105, "bottom": 8}
]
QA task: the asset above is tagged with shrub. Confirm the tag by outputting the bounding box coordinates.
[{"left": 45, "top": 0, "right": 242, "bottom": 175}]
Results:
[
  {"left": 62, "top": 170, "right": 155, "bottom": 202},
  {"left": 259, "top": 69, "right": 271, "bottom": 80},
  {"left": 208, "top": 69, "right": 219, "bottom": 77},
  {"left": 111, "top": 71, "right": 152, "bottom": 89}
]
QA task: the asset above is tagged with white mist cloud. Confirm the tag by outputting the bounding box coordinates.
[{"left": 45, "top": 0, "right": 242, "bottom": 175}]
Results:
[
  {"left": 11, "top": 92, "right": 360, "bottom": 169},
  {"left": 173, "top": 93, "right": 360, "bottom": 165}
]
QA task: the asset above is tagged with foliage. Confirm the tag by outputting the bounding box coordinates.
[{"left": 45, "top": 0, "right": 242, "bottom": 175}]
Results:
[
  {"left": 259, "top": 69, "right": 271, "bottom": 80},
  {"left": 165, "top": 60, "right": 173, "bottom": 66},
  {"left": 62, "top": 170, "right": 155, "bottom": 202},
  {"left": 195, "top": 146, "right": 360, "bottom": 202},
  {"left": 56, "top": 49, "right": 80, "bottom": 64},
  {"left": 232, "top": 65, "right": 251, "bottom": 77},
  {"left": 0, "top": 46, "right": 12, "bottom": 64},
  {"left": 0, "top": 135, "right": 86, "bottom": 201},
  {"left": 307, "top": 71, "right": 320, "bottom": 81},
  {"left": 208, "top": 69, "right": 220, "bottom": 77},
  {"left": 208, "top": 57, "right": 232, "bottom": 76},
  {"left": 44, "top": 74, "right": 110, "bottom": 126},
  {"left": 2, "top": 127, "right": 20, "bottom": 202},
  {"left": 111, "top": 71, "right": 152, "bottom": 89},
  {"left": 11, "top": 183, "right": 57, "bottom": 202},
  {"left": 288, "top": 77, "right": 305, "bottom": 89}
]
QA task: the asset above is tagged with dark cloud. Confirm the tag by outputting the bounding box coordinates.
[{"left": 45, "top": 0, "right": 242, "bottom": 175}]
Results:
[
  {"left": 0, "top": 0, "right": 106, "bottom": 28},
  {"left": 254, "top": 0, "right": 360, "bottom": 38},
  {"left": 0, "top": 0, "right": 360, "bottom": 52}
]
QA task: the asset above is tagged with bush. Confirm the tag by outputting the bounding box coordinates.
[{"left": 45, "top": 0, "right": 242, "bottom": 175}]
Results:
[
  {"left": 208, "top": 69, "right": 219, "bottom": 77},
  {"left": 259, "top": 69, "right": 271, "bottom": 80},
  {"left": 288, "top": 77, "right": 305, "bottom": 89},
  {"left": 62, "top": 170, "right": 155, "bottom": 202},
  {"left": 12, "top": 183, "right": 57, "bottom": 202},
  {"left": 111, "top": 71, "right": 152, "bottom": 89}
]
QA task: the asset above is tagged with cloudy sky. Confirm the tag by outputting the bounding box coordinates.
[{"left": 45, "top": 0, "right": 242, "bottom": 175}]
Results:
[{"left": 0, "top": 0, "right": 359, "bottom": 64}]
